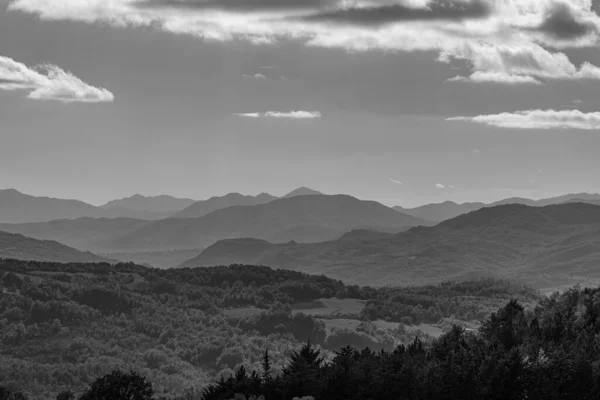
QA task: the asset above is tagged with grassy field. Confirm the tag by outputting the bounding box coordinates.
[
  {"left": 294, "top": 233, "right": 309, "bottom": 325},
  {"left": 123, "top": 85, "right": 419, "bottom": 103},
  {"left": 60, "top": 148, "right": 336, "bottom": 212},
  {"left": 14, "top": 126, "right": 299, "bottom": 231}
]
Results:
[
  {"left": 291, "top": 298, "right": 366, "bottom": 316},
  {"left": 320, "top": 318, "right": 446, "bottom": 338},
  {"left": 223, "top": 298, "right": 471, "bottom": 339}
]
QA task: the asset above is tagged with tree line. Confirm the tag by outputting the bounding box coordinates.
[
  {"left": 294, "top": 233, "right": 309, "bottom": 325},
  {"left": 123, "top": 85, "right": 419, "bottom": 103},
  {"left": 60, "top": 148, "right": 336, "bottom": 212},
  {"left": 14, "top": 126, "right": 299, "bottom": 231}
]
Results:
[{"left": 4, "top": 284, "right": 600, "bottom": 399}]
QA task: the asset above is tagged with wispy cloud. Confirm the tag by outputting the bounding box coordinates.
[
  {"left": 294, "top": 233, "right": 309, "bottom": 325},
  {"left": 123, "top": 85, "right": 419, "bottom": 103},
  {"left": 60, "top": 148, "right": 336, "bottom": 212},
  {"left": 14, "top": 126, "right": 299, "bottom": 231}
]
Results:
[
  {"left": 389, "top": 178, "right": 403, "bottom": 185},
  {"left": 242, "top": 73, "right": 267, "bottom": 80},
  {"left": 0, "top": 54, "right": 114, "bottom": 103},
  {"left": 9, "top": 0, "right": 600, "bottom": 85},
  {"left": 436, "top": 183, "right": 446, "bottom": 189},
  {"left": 448, "top": 109, "right": 600, "bottom": 130},
  {"left": 234, "top": 111, "right": 322, "bottom": 119}
]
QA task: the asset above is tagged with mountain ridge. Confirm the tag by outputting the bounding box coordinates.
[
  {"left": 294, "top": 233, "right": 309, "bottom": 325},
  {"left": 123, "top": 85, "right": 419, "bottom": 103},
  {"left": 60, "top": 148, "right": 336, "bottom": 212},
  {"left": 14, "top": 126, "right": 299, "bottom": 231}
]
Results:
[
  {"left": 395, "top": 193, "right": 600, "bottom": 223},
  {"left": 101, "top": 194, "right": 196, "bottom": 213},
  {"left": 104, "top": 194, "right": 426, "bottom": 252},
  {"left": 180, "top": 202, "right": 600, "bottom": 290}
]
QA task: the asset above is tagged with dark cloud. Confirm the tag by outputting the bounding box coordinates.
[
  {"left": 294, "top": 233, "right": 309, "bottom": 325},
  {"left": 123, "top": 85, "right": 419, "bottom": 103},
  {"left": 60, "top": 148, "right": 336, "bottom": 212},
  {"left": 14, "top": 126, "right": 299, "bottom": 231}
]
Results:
[
  {"left": 298, "top": 0, "right": 491, "bottom": 27},
  {"left": 136, "top": 0, "right": 334, "bottom": 12},
  {"left": 536, "top": 3, "right": 597, "bottom": 40},
  {"left": 592, "top": 0, "right": 600, "bottom": 16}
]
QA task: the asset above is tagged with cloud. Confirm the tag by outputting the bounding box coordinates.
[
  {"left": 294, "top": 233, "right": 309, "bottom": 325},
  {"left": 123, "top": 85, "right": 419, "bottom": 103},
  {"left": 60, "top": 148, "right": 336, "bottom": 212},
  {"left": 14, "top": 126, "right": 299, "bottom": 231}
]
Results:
[
  {"left": 138, "top": 0, "right": 333, "bottom": 13},
  {"left": 448, "top": 109, "right": 600, "bottom": 130},
  {"left": 234, "top": 112, "right": 262, "bottom": 118},
  {"left": 0, "top": 54, "right": 114, "bottom": 103},
  {"left": 436, "top": 183, "right": 446, "bottom": 189},
  {"left": 299, "top": 0, "right": 492, "bottom": 26},
  {"left": 242, "top": 73, "right": 268, "bottom": 79},
  {"left": 472, "top": 148, "right": 481, "bottom": 153},
  {"left": 534, "top": 2, "right": 597, "bottom": 41},
  {"left": 234, "top": 110, "right": 322, "bottom": 119},
  {"left": 390, "top": 178, "right": 403, "bottom": 185},
  {"left": 8, "top": 0, "right": 600, "bottom": 85}
]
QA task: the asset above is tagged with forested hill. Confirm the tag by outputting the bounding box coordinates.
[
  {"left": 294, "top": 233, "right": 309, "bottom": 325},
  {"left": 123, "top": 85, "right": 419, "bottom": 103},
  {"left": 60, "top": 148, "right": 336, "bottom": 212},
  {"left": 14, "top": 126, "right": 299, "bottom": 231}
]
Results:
[
  {"left": 0, "top": 231, "right": 110, "bottom": 264},
  {"left": 0, "top": 258, "right": 540, "bottom": 399}
]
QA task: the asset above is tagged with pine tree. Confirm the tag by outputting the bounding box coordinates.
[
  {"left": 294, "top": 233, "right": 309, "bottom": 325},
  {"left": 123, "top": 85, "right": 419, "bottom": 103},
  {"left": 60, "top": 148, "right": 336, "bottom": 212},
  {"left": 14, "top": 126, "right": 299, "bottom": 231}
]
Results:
[{"left": 261, "top": 350, "right": 272, "bottom": 383}]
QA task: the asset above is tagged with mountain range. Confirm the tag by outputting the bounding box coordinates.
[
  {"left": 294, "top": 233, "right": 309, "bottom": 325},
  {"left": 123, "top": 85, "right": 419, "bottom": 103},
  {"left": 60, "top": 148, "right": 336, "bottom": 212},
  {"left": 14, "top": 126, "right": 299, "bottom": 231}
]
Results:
[
  {"left": 0, "top": 187, "right": 324, "bottom": 223},
  {"left": 395, "top": 192, "right": 600, "bottom": 223},
  {"left": 180, "top": 202, "right": 600, "bottom": 291},
  {"left": 0, "top": 189, "right": 185, "bottom": 222},
  {"left": 174, "top": 187, "right": 323, "bottom": 219},
  {"left": 99, "top": 194, "right": 424, "bottom": 252}
]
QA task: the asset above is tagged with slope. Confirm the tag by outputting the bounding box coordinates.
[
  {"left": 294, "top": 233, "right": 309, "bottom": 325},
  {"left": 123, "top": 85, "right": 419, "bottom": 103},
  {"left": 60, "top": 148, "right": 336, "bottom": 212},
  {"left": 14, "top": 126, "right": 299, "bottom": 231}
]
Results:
[{"left": 0, "top": 230, "right": 110, "bottom": 263}]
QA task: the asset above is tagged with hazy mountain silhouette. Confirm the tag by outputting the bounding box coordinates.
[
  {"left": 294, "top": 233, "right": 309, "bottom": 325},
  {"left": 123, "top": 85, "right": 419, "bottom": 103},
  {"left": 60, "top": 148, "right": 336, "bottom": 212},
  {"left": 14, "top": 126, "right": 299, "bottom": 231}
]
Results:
[
  {"left": 104, "top": 194, "right": 425, "bottom": 252},
  {"left": 175, "top": 192, "right": 278, "bottom": 219},
  {"left": 0, "top": 189, "right": 182, "bottom": 222},
  {"left": 0, "top": 189, "right": 107, "bottom": 223},
  {"left": 182, "top": 202, "right": 600, "bottom": 289},
  {"left": 0, "top": 230, "right": 110, "bottom": 263},
  {"left": 562, "top": 199, "right": 600, "bottom": 206},
  {"left": 282, "top": 187, "right": 323, "bottom": 198},
  {"left": 396, "top": 193, "right": 600, "bottom": 223},
  {"left": 175, "top": 187, "right": 322, "bottom": 219},
  {"left": 394, "top": 201, "right": 485, "bottom": 222},
  {"left": 0, "top": 217, "right": 150, "bottom": 251},
  {"left": 101, "top": 194, "right": 195, "bottom": 213}
]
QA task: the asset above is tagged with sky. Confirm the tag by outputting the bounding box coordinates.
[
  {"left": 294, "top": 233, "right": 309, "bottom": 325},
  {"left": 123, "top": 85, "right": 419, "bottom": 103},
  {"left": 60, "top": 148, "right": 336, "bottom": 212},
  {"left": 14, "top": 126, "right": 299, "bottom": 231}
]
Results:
[{"left": 2, "top": 0, "right": 600, "bottom": 208}]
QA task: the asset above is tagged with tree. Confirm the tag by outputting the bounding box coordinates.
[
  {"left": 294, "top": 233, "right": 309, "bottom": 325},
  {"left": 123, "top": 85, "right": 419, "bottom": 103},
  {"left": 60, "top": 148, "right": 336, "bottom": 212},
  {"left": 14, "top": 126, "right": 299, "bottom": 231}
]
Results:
[
  {"left": 281, "top": 342, "right": 324, "bottom": 398},
  {"left": 79, "top": 370, "right": 153, "bottom": 400},
  {"left": 261, "top": 350, "right": 272, "bottom": 383}
]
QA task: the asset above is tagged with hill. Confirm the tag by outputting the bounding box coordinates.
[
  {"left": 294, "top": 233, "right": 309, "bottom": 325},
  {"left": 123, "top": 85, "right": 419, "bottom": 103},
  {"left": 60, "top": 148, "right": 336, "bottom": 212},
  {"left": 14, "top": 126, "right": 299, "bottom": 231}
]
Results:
[
  {"left": 182, "top": 203, "right": 600, "bottom": 291},
  {"left": 101, "top": 194, "right": 196, "bottom": 214},
  {"left": 0, "top": 217, "right": 150, "bottom": 252},
  {"left": 396, "top": 192, "right": 600, "bottom": 223},
  {"left": 176, "top": 192, "right": 278, "bottom": 219},
  {"left": 0, "top": 259, "right": 539, "bottom": 399},
  {"left": 0, "top": 230, "right": 110, "bottom": 263},
  {"left": 105, "top": 194, "right": 426, "bottom": 252}
]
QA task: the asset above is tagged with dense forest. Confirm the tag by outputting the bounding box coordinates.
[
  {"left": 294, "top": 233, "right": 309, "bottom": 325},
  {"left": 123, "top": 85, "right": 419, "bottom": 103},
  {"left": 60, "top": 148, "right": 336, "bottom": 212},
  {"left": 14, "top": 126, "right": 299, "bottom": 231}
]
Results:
[{"left": 1, "top": 258, "right": 540, "bottom": 399}]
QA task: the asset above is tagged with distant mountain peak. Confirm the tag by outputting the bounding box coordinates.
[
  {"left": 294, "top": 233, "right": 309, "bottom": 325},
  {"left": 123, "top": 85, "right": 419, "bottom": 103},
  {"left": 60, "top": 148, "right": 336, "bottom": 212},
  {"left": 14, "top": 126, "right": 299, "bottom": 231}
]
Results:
[
  {"left": 1, "top": 188, "right": 22, "bottom": 194},
  {"left": 100, "top": 194, "right": 196, "bottom": 214},
  {"left": 283, "top": 187, "right": 323, "bottom": 198},
  {"left": 175, "top": 192, "right": 278, "bottom": 219}
]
